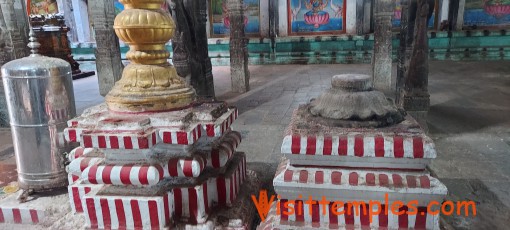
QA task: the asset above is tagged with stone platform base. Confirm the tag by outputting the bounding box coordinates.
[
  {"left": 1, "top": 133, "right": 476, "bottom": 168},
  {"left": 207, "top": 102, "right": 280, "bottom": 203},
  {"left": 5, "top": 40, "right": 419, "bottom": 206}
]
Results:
[
  {"left": 0, "top": 170, "right": 260, "bottom": 230},
  {"left": 257, "top": 201, "right": 440, "bottom": 230},
  {"left": 0, "top": 188, "right": 70, "bottom": 226},
  {"left": 172, "top": 170, "right": 260, "bottom": 230},
  {"left": 273, "top": 160, "right": 447, "bottom": 205}
]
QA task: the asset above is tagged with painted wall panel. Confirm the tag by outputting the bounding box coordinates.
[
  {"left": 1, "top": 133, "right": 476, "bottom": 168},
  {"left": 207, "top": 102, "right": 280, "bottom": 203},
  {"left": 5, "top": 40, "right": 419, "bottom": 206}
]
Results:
[
  {"left": 29, "top": 0, "right": 59, "bottom": 15},
  {"left": 463, "top": 0, "right": 510, "bottom": 28},
  {"left": 287, "top": 0, "right": 346, "bottom": 35},
  {"left": 209, "top": 0, "right": 261, "bottom": 37},
  {"left": 391, "top": 0, "right": 438, "bottom": 29}
]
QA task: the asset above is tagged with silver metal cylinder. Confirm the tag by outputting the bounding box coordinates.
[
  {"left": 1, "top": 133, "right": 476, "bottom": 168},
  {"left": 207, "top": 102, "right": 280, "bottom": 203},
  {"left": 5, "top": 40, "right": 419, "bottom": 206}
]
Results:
[{"left": 1, "top": 54, "right": 76, "bottom": 190}]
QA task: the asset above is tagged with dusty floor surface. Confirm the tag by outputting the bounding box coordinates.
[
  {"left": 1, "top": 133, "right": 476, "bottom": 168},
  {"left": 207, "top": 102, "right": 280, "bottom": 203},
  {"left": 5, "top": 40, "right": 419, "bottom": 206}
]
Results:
[{"left": 0, "top": 61, "right": 508, "bottom": 229}]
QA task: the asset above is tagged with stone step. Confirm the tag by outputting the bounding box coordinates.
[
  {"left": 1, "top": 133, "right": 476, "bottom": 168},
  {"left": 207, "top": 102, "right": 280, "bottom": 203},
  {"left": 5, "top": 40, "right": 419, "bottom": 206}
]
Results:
[
  {"left": 174, "top": 170, "right": 260, "bottom": 230},
  {"left": 74, "top": 153, "right": 247, "bottom": 228},
  {"left": 257, "top": 201, "right": 440, "bottom": 230},
  {"left": 281, "top": 134, "right": 435, "bottom": 159},
  {"left": 68, "top": 132, "right": 242, "bottom": 184},
  {"left": 64, "top": 103, "right": 238, "bottom": 146},
  {"left": 0, "top": 189, "right": 70, "bottom": 225},
  {"left": 285, "top": 154, "right": 431, "bottom": 170},
  {"left": 68, "top": 181, "right": 101, "bottom": 213},
  {"left": 281, "top": 110, "right": 436, "bottom": 169},
  {"left": 82, "top": 188, "right": 169, "bottom": 229},
  {"left": 273, "top": 161, "right": 447, "bottom": 206}
]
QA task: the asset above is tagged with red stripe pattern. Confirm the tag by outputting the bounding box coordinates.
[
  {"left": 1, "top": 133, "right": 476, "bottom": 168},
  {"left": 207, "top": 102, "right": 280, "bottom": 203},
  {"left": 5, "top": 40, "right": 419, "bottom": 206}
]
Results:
[
  {"left": 276, "top": 167, "right": 435, "bottom": 190},
  {"left": 64, "top": 127, "right": 82, "bottom": 143},
  {"left": 204, "top": 108, "right": 238, "bottom": 137},
  {"left": 79, "top": 153, "right": 247, "bottom": 227},
  {"left": 64, "top": 104, "right": 247, "bottom": 229},
  {"left": 68, "top": 157, "right": 104, "bottom": 176},
  {"left": 0, "top": 208, "right": 44, "bottom": 224},
  {"left": 160, "top": 124, "right": 202, "bottom": 145},
  {"left": 166, "top": 156, "right": 205, "bottom": 178},
  {"left": 81, "top": 130, "right": 158, "bottom": 149},
  {"left": 263, "top": 201, "right": 438, "bottom": 229},
  {"left": 68, "top": 174, "right": 80, "bottom": 184},
  {"left": 68, "top": 146, "right": 85, "bottom": 161},
  {"left": 83, "top": 191, "right": 168, "bottom": 229},
  {"left": 82, "top": 164, "right": 164, "bottom": 186},
  {"left": 170, "top": 184, "right": 210, "bottom": 224},
  {"left": 203, "top": 131, "right": 241, "bottom": 169},
  {"left": 210, "top": 153, "right": 247, "bottom": 208},
  {"left": 171, "top": 153, "right": 246, "bottom": 224},
  {"left": 68, "top": 181, "right": 96, "bottom": 213},
  {"left": 281, "top": 134, "right": 435, "bottom": 159}
]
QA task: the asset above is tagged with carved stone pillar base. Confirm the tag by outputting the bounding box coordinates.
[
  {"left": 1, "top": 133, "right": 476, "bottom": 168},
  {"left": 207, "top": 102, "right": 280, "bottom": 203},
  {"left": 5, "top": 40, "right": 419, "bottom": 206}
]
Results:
[
  {"left": 402, "top": 95, "right": 430, "bottom": 112},
  {"left": 402, "top": 94, "right": 430, "bottom": 131}
]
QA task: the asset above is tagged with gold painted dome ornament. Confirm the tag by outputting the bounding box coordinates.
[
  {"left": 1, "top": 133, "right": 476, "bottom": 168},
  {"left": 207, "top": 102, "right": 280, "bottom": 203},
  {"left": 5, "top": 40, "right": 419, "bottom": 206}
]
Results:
[{"left": 106, "top": 0, "right": 196, "bottom": 112}]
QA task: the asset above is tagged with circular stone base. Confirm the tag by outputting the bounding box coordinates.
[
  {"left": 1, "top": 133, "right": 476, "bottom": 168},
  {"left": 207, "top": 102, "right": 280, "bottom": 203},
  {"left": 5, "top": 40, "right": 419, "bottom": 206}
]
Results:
[
  {"left": 306, "top": 104, "right": 406, "bottom": 128},
  {"left": 309, "top": 74, "right": 405, "bottom": 127},
  {"left": 331, "top": 74, "right": 373, "bottom": 91}
]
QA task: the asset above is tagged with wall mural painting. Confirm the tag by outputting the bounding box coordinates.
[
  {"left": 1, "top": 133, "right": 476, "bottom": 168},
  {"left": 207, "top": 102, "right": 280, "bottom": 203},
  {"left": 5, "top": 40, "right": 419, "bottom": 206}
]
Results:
[
  {"left": 29, "top": 0, "right": 59, "bottom": 15},
  {"left": 114, "top": 0, "right": 124, "bottom": 15},
  {"left": 464, "top": 0, "right": 510, "bottom": 28},
  {"left": 288, "top": 0, "right": 346, "bottom": 35},
  {"left": 114, "top": 0, "right": 169, "bottom": 15},
  {"left": 391, "top": 0, "right": 436, "bottom": 29},
  {"left": 210, "top": 0, "right": 261, "bottom": 37}
]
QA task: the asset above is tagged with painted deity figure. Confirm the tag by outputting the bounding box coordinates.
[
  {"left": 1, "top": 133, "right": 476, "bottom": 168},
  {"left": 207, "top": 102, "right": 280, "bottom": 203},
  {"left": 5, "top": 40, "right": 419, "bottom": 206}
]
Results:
[
  {"left": 221, "top": 1, "right": 248, "bottom": 28},
  {"left": 483, "top": 0, "right": 510, "bottom": 18},
  {"left": 30, "top": 0, "right": 58, "bottom": 15},
  {"left": 305, "top": 0, "right": 328, "bottom": 15},
  {"left": 304, "top": 0, "right": 330, "bottom": 28}
]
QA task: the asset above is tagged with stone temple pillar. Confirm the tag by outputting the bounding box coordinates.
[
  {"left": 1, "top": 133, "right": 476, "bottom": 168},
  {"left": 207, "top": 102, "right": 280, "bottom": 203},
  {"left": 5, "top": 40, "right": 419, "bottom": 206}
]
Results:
[
  {"left": 169, "top": 0, "right": 192, "bottom": 84},
  {"left": 372, "top": 0, "right": 393, "bottom": 92},
  {"left": 396, "top": 0, "right": 417, "bottom": 105},
  {"left": 191, "top": 0, "right": 215, "bottom": 99},
  {"left": 401, "top": 0, "right": 435, "bottom": 127},
  {"left": 88, "top": 0, "right": 124, "bottom": 96},
  {"left": 0, "top": 0, "right": 29, "bottom": 127},
  {"left": 227, "top": 0, "right": 250, "bottom": 93},
  {"left": 169, "top": 0, "right": 215, "bottom": 99}
]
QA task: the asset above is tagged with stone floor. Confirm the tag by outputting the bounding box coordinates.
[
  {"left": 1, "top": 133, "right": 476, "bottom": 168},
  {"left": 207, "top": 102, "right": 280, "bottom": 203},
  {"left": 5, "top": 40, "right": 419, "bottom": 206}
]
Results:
[{"left": 0, "top": 61, "right": 509, "bottom": 229}]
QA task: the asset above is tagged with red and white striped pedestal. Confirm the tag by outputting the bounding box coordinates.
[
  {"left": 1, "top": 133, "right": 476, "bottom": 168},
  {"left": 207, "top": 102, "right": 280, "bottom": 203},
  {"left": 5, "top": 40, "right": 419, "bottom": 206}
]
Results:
[
  {"left": 0, "top": 189, "right": 70, "bottom": 225},
  {"left": 258, "top": 201, "right": 441, "bottom": 230},
  {"left": 258, "top": 106, "right": 448, "bottom": 230},
  {"left": 173, "top": 170, "right": 261, "bottom": 230},
  {"left": 78, "top": 153, "right": 247, "bottom": 229},
  {"left": 273, "top": 161, "right": 447, "bottom": 205},
  {"left": 63, "top": 102, "right": 254, "bottom": 229},
  {"left": 281, "top": 108, "right": 436, "bottom": 170}
]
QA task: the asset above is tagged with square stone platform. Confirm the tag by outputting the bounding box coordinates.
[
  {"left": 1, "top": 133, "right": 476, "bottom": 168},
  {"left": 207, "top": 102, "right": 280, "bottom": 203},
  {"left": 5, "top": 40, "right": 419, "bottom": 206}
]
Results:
[{"left": 282, "top": 106, "right": 436, "bottom": 170}]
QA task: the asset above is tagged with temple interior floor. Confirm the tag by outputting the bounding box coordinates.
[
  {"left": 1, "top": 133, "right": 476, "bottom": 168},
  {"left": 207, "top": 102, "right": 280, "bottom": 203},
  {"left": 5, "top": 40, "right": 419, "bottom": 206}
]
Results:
[{"left": 0, "top": 61, "right": 509, "bottom": 229}]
